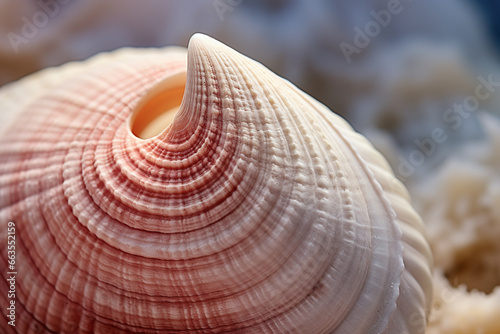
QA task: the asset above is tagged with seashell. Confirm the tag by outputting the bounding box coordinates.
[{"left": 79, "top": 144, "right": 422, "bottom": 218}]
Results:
[{"left": 0, "top": 34, "right": 432, "bottom": 333}]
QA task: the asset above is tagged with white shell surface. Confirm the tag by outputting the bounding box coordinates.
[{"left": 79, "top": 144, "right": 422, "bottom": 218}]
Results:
[{"left": 0, "top": 34, "right": 432, "bottom": 333}]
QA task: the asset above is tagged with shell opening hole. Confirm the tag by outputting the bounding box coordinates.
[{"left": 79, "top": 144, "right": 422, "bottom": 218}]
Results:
[
  {"left": 444, "top": 241, "right": 500, "bottom": 294},
  {"left": 130, "top": 73, "right": 185, "bottom": 139}
]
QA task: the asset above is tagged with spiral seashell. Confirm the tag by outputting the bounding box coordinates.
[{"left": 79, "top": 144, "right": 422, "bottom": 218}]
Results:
[{"left": 0, "top": 34, "right": 432, "bottom": 333}]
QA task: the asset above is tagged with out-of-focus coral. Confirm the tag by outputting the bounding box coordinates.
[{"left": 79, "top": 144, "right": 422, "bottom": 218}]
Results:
[
  {"left": 427, "top": 272, "right": 500, "bottom": 334},
  {"left": 350, "top": 42, "right": 479, "bottom": 147},
  {"left": 411, "top": 113, "right": 500, "bottom": 333}
]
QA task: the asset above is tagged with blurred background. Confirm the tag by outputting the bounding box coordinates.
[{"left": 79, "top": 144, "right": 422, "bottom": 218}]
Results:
[{"left": 1, "top": 0, "right": 499, "bottom": 332}]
